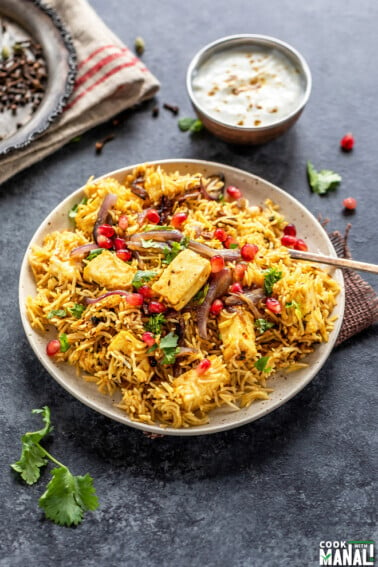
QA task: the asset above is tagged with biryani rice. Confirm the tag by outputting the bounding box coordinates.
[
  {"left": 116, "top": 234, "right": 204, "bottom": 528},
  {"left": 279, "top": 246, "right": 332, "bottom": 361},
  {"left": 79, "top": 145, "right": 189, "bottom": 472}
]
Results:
[{"left": 26, "top": 164, "right": 340, "bottom": 428}]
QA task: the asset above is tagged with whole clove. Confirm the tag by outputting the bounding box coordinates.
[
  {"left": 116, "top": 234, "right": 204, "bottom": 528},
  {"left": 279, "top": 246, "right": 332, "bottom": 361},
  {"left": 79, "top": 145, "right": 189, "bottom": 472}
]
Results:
[
  {"left": 163, "top": 102, "right": 179, "bottom": 115},
  {"left": 95, "top": 134, "right": 115, "bottom": 154},
  {"left": 0, "top": 25, "right": 48, "bottom": 121},
  {"left": 152, "top": 105, "right": 159, "bottom": 118}
]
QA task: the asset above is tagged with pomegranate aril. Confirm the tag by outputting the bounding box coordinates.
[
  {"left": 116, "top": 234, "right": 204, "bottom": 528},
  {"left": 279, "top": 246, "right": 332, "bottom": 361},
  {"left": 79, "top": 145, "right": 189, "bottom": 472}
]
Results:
[
  {"left": 210, "top": 299, "right": 224, "bottom": 315},
  {"left": 281, "top": 235, "right": 297, "bottom": 247},
  {"left": 97, "top": 234, "right": 113, "bottom": 249},
  {"left": 148, "top": 301, "right": 166, "bottom": 314},
  {"left": 196, "top": 359, "right": 211, "bottom": 375},
  {"left": 226, "top": 186, "right": 242, "bottom": 200},
  {"left": 224, "top": 236, "right": 238, "bottom": 249},
  {"left": 126, "top": 293, "right": 144, "bottom": 307},
  {"left": 114, "top": 237, "right": 127, "bottom": 251},
  {"left": 171, "top": 212, "right": 188, "bottom": 228},
  {"left": 118, "top": 214, "right": 129, "bottom": 230},
  {"left": 294, "top": 239, "right": 308, "bottom": 251},
  {"left": 97, "top": 224, "right": 115, "bottom": 238},
  {"left": 214, "top": 228, "right": 228, "bottom": 242},
  {"left": 146, "top": 208, "right": 160, "bottom": 224},
  {"left": 266, "top": 298, "right": 281, "bottom": 314},
  {"left": 139, "top": 285, "right": 153, "bottom": 299},
  {"left": 283, "top": 224, "right": 297, "bottom": 237},
  {"left": 241, "top": 243, "right": 258, "bottom": 261},
  {"left": 116, "top": 249, "right": 132, "bottom": 262},
  {"left": 210, "top": 255, "right": 225, "bottom": 273},
  {"left": 230, "top": 282, "right": 243, "bottom": 294},
  {"left": 46, "top": 339, "right": 61, "bottom": 356},
  {"left": 234, "top": 263, "right": 247, "bottom": 281},
  {"left": 340, "top": 132, "right": 354, "bottom": 151},
  {"left": 343, "top": 197, "right": 357, "bottom": 210},
  {"left": 142, "top": 332, "right": 156, "bottom": 347}
]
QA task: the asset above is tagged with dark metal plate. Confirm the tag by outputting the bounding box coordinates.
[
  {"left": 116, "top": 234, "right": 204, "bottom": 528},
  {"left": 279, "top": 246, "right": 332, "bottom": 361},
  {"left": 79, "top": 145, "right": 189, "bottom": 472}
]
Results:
[{"left": 0, "top": 0, "right": 76, "bottom": 156}]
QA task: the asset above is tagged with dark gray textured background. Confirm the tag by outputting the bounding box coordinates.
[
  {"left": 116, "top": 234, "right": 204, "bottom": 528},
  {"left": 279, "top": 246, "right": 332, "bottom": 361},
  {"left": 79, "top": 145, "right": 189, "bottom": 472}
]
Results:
[{"left": 1, "top": 0, "right": 377, "bottom": 565}]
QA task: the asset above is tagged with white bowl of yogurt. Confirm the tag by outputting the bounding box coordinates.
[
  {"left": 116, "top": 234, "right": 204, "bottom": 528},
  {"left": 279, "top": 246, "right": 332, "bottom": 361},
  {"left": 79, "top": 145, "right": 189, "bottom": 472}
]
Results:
[{"left": 186, "top": 35, "right": 312, "bottom": 144}]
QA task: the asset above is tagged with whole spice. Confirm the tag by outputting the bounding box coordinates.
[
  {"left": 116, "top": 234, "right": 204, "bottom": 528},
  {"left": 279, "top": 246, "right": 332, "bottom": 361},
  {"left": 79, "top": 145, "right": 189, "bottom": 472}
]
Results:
[
  {"left": 163, "top": 102, "right": 179, "bottom": 115},
  {"left": 0, "top": 27, "right": 47, "bottom": 123},
  {"left": 95, "top": 134, "right": 115, "bottom": 154}
]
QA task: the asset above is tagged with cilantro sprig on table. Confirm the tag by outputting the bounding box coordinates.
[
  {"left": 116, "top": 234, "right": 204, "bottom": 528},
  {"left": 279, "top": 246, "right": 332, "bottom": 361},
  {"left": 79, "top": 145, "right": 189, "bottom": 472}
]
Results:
[
  {"left": 307, "top": 161, "right": 342, "bottom": 195},
  {"left": 11, "top": 407, "right": 99, "bottom": 527}
]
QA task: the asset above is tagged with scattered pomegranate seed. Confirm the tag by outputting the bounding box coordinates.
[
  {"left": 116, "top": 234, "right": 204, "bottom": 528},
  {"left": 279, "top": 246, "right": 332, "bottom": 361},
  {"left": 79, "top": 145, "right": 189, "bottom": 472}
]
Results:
[
  {"left": 46, "top": 339, "right": 61, "bottom": 356},
  {"left": 139, "top": 285, "right": 154, "bottom": 299},
  {"left": 118, "top": 214, "right": 129, "bottom": 230},
  {"left": 126, "top": 293, "right": 144, "bottom": 307},
  {"left": 171, "top": 212, "right": 188, "bottom": 228},
  {"left": 294, "top": 239, "right": 308, "bottom": 251},
  {"left": 146, "top": 208, "right": 160, "bottom": 224},
  {"left": 340, "top": 132, "right": 354, "bottom": 152},
  {"left": 224, "top": 236, "right": 238, "bottom": 249},
  {"left": 210, "top": 255, "right": 225, "bottom": 273},
  {"left": 234, "top": 262, "right": 247, "bottom": 281},
  {"left": 226, "top": 186, "right": 243, "bottom": 200},
  {"left": 343, "top": 197, "right": 357, "bottom": 210},
  {"left": 283, "top": 224, "right": 297, "bottom": 237},
  {"left": 210, "top": 299, "right": 224, "bottom": 315},
  {"left": 148, "top": 301, "right": 166, "bottom": 314},
  {"left": 196, "top": 358, "right": 211, "bottom": 375},
  {"left": 142, "top": 332, "right": 156, "bottom": 347},
  {"left": 214, "top": 228, "right": 228, "bottom": 242},
  {"left": 266, "top": 298, "right": 281, "bottom": 314},
  {"left": 114, "top": 237, "right": 127, "bottom": 251},
  {"left": 230, "top": 282, "right": 243, "bottom": 294},
  {"left": 97, "top": 234, "right": 113, "bottom": 249},
  {"left": 281, "top": 235, "right": 297, "bottom": 247},
  {"left": 116, "top": 249, "right": 132, "bottom": 262},
  {"left": 241, "top": 243, "right": 258, "bottom": 261}
]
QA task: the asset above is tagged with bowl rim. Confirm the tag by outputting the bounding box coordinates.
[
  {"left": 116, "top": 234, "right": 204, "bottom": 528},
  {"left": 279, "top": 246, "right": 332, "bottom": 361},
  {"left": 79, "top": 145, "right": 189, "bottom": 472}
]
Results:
[
  {"left": 19, "top": 159, "right": 344, "bottom": 436},
  {"left": 186, "top": 33, "right": 312, "bottom": 132}
]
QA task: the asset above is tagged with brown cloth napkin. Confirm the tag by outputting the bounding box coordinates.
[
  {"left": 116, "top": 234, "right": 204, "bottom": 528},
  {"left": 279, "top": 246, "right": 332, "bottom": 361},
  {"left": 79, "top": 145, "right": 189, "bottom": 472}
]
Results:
[
  {"left": 0, "top": 0, "right": 159, "bottom": 185},
  {"left": 330, "top": 226, "right": 378, "bottom": 345}
]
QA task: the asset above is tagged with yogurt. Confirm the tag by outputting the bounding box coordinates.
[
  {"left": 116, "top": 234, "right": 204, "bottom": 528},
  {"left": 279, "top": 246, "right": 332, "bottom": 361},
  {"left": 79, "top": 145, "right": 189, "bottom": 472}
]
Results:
[{"left": 191, "top": 46, "right": 305, "bottom": 128}]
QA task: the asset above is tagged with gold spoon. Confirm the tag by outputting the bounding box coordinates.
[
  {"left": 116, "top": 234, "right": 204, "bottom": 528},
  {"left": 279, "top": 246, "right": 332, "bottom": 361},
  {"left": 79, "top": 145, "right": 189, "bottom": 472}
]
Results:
[{"left": 289, "top": 249, "right": 378, "bottom": 274}]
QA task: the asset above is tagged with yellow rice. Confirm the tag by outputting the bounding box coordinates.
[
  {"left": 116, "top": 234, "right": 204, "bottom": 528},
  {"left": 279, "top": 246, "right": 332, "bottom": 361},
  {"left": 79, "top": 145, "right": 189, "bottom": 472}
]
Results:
[{"left": 26, "top": 164, "right": 340, "bottom": 428}]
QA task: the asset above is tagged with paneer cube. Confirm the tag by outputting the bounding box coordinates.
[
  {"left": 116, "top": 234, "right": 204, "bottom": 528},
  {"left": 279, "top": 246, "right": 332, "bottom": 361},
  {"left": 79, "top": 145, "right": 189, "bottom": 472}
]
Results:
[
  {"left": 83, "top": 250, "right": 136, "bottom": 289},
  {"left": 171, "top": 356, "right": 229, "bottom": 411},
  {"left": 152, "top": 249, "right": 211, "bottom": 310},
  {"left": 108, "top": 330, "right": 151, "bottom": 383},
  {"left": 218, "top": 309, "right": 257, "bottom": 361}
]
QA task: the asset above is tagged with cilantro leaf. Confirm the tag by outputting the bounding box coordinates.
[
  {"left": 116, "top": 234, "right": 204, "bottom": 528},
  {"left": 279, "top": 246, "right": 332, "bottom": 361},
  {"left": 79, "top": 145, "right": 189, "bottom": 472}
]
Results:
[
  {"left": 68, "top": 197, "right": 88, "bottom": 220},
  {"left": 193, "top": 283, "right": 209, "bottom": 305},
  {"left": 68, "top": 304, "right": 86, "bottom": 319},
  {"left": 254, "top": 318, "right": 274, "bottom": 334},
  {"left": 307, "top": 161, "right": 342, "bottom": 195},
  {"left": 162, "top": 237, "right": 189, "bottom": 265},
  {"left": 86, "top": 249, "right": 103, "bottom": 261},
  {"left": 286, "top": 300, "right": 302, "bottom": 318},
  {"left": 143, "top": 225, "right": 173, "bottom": 232},
  {"left": 263, "top": 267, "right": 282, "bottom": 296},
  {"left": 145, "top": 314, "right": 166, "bottom": 335},
  {"left": 159, "top": 332, "right": 180, "bottom": 365},
  {"left": 47, "top": 309, "right": 66, "bottom": 320},
  {"left": 178, "top": 117, "right": 203, "bottom": 132},
  {"left": 39, "top": 467, "right": 99, "bottom": 527},
  {"left": 59, "top": 334, "right": 70, "bottom": 353},
  {"left": 11, "top": 407, "right": 52, "bottom": 485},
  {"left": 229, "top": 243, "right": 239, "bottom": 249},
  {"left": 132, "top": 270, "right": 157, "bottom": 289},
  {"left": 254, "top": 356, "right": 272, "bottom": 373}
]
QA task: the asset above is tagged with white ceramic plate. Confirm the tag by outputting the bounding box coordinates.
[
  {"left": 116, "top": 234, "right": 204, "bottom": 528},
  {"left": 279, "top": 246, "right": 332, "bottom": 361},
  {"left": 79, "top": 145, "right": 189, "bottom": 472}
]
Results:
[{"left": 19, "top": 160, "right": 345, "bottom": 436}]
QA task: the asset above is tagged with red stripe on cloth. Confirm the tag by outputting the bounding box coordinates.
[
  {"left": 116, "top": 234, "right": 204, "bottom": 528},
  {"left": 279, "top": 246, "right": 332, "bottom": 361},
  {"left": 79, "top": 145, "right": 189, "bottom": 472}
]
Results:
[
  {"left": 65, "top": 59, "right": 141, "bottom": 111},
  {"left": 74, "top": 49, "right": 131, "bottom": 89},
  {"left": 77, "top": 44, "right": 126, "bottom": 70}
]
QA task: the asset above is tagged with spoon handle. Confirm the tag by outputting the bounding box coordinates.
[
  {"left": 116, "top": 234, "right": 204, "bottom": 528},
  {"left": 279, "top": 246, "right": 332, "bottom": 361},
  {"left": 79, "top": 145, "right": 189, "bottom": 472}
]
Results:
[{"left": 289, "top": 249, "right": 378, "bottom": 274}]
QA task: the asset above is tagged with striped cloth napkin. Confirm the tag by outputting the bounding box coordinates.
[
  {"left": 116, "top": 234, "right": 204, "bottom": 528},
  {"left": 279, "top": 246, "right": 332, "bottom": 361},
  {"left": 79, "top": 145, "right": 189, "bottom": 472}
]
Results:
[{"left": 0, "top": 0, "right": 159, "bottom": 185}]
